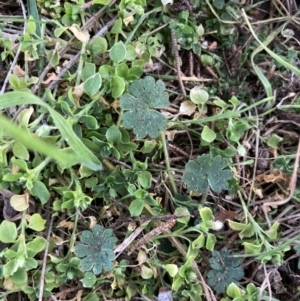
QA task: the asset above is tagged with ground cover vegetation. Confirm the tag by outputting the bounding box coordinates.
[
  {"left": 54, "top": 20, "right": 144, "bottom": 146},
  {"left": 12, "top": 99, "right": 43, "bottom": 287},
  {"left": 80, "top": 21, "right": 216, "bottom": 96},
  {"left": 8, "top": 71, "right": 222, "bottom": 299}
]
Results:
[{"left": 0, "top": 0, "right": 300, "bottom": 300}]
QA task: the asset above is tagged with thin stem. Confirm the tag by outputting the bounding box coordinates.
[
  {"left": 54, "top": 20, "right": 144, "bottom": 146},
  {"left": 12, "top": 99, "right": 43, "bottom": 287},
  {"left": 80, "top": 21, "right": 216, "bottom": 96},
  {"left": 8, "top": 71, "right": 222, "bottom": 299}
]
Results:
[{"left": 160, "top": 132, "right": 177, "bottom": 194}]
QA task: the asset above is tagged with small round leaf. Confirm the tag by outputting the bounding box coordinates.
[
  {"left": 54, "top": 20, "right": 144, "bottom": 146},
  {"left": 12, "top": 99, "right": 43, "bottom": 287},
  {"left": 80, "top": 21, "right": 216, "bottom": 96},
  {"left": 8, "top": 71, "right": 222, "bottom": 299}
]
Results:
[
  {"left": 0, "top": 221, "right": 17, "bottom": 243},
  {"left": 190, "top": 87, "right": 209, "bottom": 104},
  {"left": 28, "top": 213, "right": 46, "bottom": 231},
  {"left": 109, "top": 41, "right": 126, "bottom": 63},
  {"left": 201, "top": 125, "right": 216, "bottom": 143}
]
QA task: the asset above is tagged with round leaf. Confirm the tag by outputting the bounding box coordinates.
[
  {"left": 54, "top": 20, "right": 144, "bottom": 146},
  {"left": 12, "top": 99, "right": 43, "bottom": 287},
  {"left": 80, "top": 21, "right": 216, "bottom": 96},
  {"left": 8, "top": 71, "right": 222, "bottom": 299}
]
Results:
[
  {"left": 83, "top": 73, "right": 102, "bottom": 97},
  {"left": 26, "top": 237, "right": 47, "bottom": 255},
  {"left": 129, "top": 198, "right": 145, "bottom": 216},
  {"left": 31, "top": 181, "right": 50, "bottom": 205},
  {"left": 28, "top": 213, "right": 46, "bottom": 231},
  {"left": 165, "top": 264, "right": 178, "bottom": 277},
  {"left": 201, "top": 125, "right": 216, "bottom": 143},
  {"left": 141, "top": 265, "right": 153, "bottom": 279},
  {"left": 10, "top": 194, "right": 29, "bottom": 211},
  {"left": 11, "top": 268, "right": 27, "bottom": 285},
  {"left": 138, "top": 171, "right": 152, "bottom": 189},
  {"left": 82, "top": 272, "right": 97, "bottom": 287},
  {"left": 111, "top": 76, "right": 125, "bottom": 98},
  {"left": 0, "top": 221, "right": 17, "bottom": 243},
  {"left": 91, "top": 37, "right": 107, "bottom": 54},
  {"left": 190, "top": 87, "right": 209, "bottom": 104},
  {"left": 106, "top": 125, "right": 122, "bottom": 144},
  {"left": 109, "top": 41, "right": 126, "bottom": 63},
  {"left": 12, "top": 142, "right": 29, "bottom": 160}
]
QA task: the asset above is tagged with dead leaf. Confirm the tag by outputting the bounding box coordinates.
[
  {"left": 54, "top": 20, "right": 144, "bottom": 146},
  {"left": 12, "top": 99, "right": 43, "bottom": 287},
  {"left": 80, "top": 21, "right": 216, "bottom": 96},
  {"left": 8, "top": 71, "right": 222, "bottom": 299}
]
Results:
[
  {"left": 99, "top": 97, "right": 110, "bottom": 109},
  {"left": 111, "top": 99, "right": 120, "bottom": 111},
  {"left": 263, "top": 169, "right": 286, "bottom": 183},
  {"left": 69, "top": 24, "right": 89, "bottom": 43},
  {"left": 123, "top": 14, "right": 135, "bottom": 26},
  {"left": 88, "top": 216, "right": 97, "bottom": 228},
  {"left": 13, "top": 65, "right": 25, "bottom": 77},
  {"left": 165, "top": 130, "right": 178, "bottom": 141},
  {"left": 137, "top": 249, "right": 147, "bottom": 265},
  {"left": 73, "top": 84, "right": 84, "bottom": 105},
  {"left": 10, "top": 193, "right": 30, "bottom": 211},
  {"left": 161, "top": 111, "right": 174, "bottom": 119},
  {"left": 57, "top": 220, "right": 74, "bottom": 229},
  {"left": 214, "top": 209, "right": 237, "bottom": 223},
  {"left": 52, "top": 233, "right": 65, "bottom": 246},
  {"left": 179, "top": 100, "right": 196, "bottom": 116},
  {"left": 253, "top": 185, "right": 264, "bottom": 199},
  {"left": 42, "top": 72, "right": 59, "bottom": 85}
]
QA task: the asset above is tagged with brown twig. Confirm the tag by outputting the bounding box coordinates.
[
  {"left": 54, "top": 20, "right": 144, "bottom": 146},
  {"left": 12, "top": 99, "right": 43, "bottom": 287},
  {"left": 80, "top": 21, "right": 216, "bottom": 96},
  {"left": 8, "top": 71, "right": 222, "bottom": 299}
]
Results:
[
  {"left": 170, "top": 29, "right": 186, "bottom": 97},
  {"left": 127, "top": 218, "right": 176, "bottom": 255},
  {"left": 38, "top": 214, "right": 54, "bottom": 301}
]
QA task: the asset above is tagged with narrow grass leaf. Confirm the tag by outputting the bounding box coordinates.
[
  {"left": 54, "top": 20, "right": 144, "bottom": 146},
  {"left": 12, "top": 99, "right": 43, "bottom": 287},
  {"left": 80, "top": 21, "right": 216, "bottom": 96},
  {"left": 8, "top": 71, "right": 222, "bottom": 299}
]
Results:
[
  {"left": 0, "top": 92, "right": 102, "bottom": 170},
  {"left": 243, "top": 10, "right": 300, "bottom": 76}
]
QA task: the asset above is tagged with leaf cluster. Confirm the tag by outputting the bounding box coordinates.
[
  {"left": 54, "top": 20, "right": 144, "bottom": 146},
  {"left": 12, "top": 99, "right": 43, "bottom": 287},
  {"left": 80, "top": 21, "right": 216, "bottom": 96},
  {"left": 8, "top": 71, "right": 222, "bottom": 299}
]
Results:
[
  {"left": 75, "top": 225, "right": 117, "bottom": 275},
  {"left": 207, "top": 248, "right": 244, "bottom": 294}
]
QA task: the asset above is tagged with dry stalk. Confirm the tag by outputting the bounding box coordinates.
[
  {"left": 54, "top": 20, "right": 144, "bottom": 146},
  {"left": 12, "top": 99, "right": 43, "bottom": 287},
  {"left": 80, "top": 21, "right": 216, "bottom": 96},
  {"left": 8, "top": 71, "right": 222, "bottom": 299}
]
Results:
[{"left": 170, "top": 29, "right": 186, "bottom": 97}]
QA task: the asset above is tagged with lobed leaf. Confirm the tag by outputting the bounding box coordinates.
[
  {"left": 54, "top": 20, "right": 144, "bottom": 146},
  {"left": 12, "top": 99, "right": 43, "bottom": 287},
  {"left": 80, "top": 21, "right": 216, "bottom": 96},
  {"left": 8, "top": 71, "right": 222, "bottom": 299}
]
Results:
[
  {"left": 120, "top": 76, "right": 170, "bottom": 138},
  {"left": 182, "top": 154, "right": 233, "bottom": 193},
  {"left": 75, "top": 224, "right": 117, "bottom": 275}
]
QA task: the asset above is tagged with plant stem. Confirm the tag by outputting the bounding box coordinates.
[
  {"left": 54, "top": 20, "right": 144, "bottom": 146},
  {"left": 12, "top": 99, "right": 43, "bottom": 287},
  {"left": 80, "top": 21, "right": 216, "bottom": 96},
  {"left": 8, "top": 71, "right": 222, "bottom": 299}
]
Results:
[
  {"left": 76, "top": 43, "right": 87, "bottom": 86},
  {"left": 160, "top": 132, "right": 177, "bottom": 194},
  {"left": 68, "top": 209, "right": 80, "bottom": 255}
]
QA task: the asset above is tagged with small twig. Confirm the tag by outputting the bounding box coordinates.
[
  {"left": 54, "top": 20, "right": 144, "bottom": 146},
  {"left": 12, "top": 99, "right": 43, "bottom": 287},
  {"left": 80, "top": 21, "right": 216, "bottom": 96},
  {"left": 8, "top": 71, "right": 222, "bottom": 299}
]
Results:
[
  {"left": 170, "top": 29, "right": 186, "bottom": 97},
  {"left": 161, "top": 132, "right": 177, "bottom": 194},
  {"left": 127, "top": 218, "right": 176, "bottom": 255},
  {"left": 144, "top": 20, "right": 172, "bottom": 36},
  {"left": 50, "top": 286, "right": 83, "bottom": 299},
  {"left": 188, "top": 51, "right": 194, "bottom": 76},
  {"left": 168, "top": 143, "right": 190, "bottom": 158},
  {"left": 31, "top": 42, "right": 60, "bottom": 93},
  {"left": 38, "top": 214, "right": 54, "bottom": 301}
]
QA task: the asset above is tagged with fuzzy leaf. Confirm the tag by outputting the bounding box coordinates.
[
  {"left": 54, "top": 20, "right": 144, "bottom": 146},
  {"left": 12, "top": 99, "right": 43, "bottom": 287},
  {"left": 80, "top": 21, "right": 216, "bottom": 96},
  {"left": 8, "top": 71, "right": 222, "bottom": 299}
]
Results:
[
  {"left": 75, "top": 224, "right": 117, "bottom": 275},
  {"left": 182, "top": 154, "right": 233, "bottom": 193},
  {"left": 207, "top": 248, "right": 244, "bottom": 294},
  {"left": 120, "top": 76, "right": 170, "bottom": 138}
]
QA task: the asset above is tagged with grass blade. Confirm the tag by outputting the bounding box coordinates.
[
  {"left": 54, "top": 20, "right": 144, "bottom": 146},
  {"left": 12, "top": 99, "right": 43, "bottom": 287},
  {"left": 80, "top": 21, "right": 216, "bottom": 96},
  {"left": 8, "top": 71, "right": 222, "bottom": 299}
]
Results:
[{"left": 0, "top": 91, "right": 103, "bottom": 170}]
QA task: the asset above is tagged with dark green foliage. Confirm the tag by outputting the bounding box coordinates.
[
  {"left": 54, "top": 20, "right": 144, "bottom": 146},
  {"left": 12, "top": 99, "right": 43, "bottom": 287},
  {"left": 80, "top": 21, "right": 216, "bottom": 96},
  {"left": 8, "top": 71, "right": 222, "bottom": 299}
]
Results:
[
  {"left": 120, "top": 76, "right": 170, "bottom": 138},
  {"left": 207, "top": 248, "right": 244, "bottom": 294},
  {"left": 182, "top": 154, "right": 233, "bottom": 193},
  {"left": 75, "top": 225, "right": 117, "bottom": 275}
]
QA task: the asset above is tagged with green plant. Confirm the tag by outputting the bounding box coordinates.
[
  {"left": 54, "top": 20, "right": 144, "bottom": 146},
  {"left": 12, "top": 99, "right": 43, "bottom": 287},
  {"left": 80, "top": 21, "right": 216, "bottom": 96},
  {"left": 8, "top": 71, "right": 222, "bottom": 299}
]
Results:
[
  {"left": 74, "top": 225, "right": 117, "bottom": 275},
  {"left": 120, "top": 76, "right": 170, "bottom": 138},
  {"left": 182, "top": 154, "right": 233, "bottom": 193},
  {"left": 207, "top": 248, "right": 244, "bottom": 294},
  {"left": 168, "top": 11, "right": 203, "bottom": 53},
  {"left": 0, "top": 220, "right": 47, "bottom": 290}
]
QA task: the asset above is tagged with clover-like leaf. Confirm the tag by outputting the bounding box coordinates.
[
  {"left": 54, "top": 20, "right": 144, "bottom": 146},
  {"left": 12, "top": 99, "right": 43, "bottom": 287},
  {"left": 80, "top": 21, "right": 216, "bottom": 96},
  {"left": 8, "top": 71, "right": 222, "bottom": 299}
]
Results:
[
  {"left": 182, "top": 154, "right": 233, "bottom": 193},
  {"left": 75, "top": 224, "right": 117, "bottom": 275},
  {"left": 120, "top": 76, "right": 170, "bottom": 138},
  {"left": 207, "top": 248, "right": 244, "bottom": 294}
]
